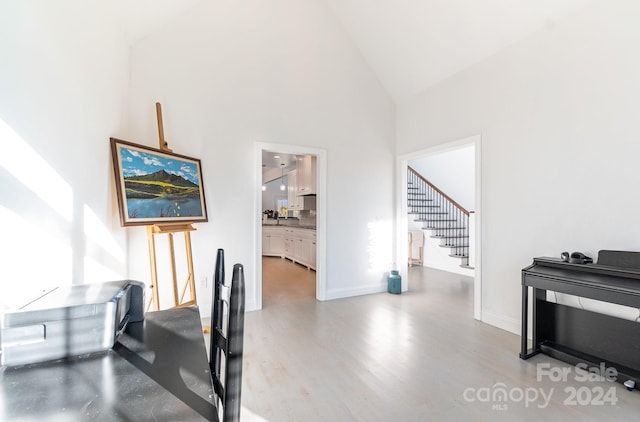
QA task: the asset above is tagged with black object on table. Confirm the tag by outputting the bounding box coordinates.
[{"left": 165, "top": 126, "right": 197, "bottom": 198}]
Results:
[
  {"left": 520, "top": 253, "right": 640, "bottom": 389},
  {"left": 0, "top": 307, "right": 218, "bottom": 421}
]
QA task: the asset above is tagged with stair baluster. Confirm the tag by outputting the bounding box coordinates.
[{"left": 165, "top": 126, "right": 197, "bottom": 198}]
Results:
[{"left": 407, "top": 166, "right": 470, "bottom": 268}]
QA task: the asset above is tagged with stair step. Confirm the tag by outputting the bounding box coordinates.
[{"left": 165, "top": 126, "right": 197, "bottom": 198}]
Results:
[
  {"left": 414, "top": 218, "right": 457, "bottom": 222},
  {"left": 423, "top": 226, "right": 466, "bottom": 230},
  {"left": 408, "top": 171, "right": 472, "bottom": 268}
]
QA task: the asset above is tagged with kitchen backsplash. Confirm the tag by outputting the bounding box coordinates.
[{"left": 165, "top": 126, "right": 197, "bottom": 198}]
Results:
[
  {"left": 263, "top": 209, "right": 316, "bottom": 228},
  {"left": 298, "top": 209, "right": 316, "bottom": 227}
]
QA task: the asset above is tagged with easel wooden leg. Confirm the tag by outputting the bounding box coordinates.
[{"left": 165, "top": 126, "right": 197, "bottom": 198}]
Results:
[
  {"left": 167, "top": 232, "right": 180, "bottom": 308},
  {"left": 147, "top": 225, "right": 161, "bottom": 311},
  {"left": 178, "top": 231, "right": 197, "bottom": 306},
  {"left": 185, "top": 231, "right": 197, "bottom": 304}
]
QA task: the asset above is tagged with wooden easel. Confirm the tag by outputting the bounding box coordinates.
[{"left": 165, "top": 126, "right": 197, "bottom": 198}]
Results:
[{"left": 146, "top": 103, "right": 198, "bottom": 311}]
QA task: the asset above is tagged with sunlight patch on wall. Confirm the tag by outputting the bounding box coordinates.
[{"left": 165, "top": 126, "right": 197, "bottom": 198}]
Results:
[
  {"left": 83, "top": 204, "right": 125, "bottom": 264},
  {"left": 0, "top": 118, "right": 72, "bottom": 222},
  {"left": 367, "top": 219, "right": 392, "bottom": 272},
  {"left": 84, "top": 256, "right": 125, "bottom": 283},
  {"left": 0, "top": 204, "right": 72, "bottom": 310}
]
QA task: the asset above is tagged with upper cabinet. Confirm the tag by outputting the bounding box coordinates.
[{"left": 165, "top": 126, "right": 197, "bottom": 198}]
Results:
[
  {"left": 296, "top": 155, "right": 316, "bottom": 196},
  {"left": 288, "top": 170, "right": 302, "bottom": 210}
]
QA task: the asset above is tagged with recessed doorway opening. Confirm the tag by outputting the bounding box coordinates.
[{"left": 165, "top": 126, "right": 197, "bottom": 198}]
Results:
[
  {"left": 397, "top": 134, "right": 482, "bottom": 320},
  {"left": 254, "top": 142, "right": 327, "bottom": 310}
]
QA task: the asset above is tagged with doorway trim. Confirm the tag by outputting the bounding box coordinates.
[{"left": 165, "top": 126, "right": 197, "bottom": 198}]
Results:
[
  {"left": 254, "top": 142, "right": 327, "bottom": 310},
  {"left": 396, "top": 134, "right": 482, "bottom": 320}
]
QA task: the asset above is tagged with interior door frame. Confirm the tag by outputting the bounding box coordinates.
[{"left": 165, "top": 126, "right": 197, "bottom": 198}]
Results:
[
  {"left": 396, "top": 134, "right": 482, "bottom": 320},
  {"left": 254, "top": 142, "right": 327, "bottom": 310}
]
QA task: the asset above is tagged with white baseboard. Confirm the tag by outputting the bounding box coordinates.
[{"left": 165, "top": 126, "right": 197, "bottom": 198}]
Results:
[
  {"left": 481, "top": 309, "right": 520, "bottom": 336},
  {"left": 245, "top": 300, "right": 260, "bottom": 312},
  {"left": 325, "top": 283, "right": 387, "bottom": 300}
]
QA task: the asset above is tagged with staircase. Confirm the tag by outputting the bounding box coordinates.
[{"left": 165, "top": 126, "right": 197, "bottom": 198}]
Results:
[{"left": 407, "top": 166, "right": 472, "bottom": 269}]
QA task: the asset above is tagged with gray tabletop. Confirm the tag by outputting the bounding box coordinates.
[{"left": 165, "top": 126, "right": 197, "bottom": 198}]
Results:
[{"left": 0, "top": 307, "right": 218, "bottom": 421}]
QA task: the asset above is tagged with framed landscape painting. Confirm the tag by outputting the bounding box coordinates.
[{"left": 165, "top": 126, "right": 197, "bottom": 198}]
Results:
[{"left": 110, "top": 138, "right": 208, "bottom": 226}]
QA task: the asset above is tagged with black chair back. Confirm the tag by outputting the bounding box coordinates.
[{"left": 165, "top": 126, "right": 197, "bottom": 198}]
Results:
[{"left": 209, "top": 249, "right": 245, "bottom": 422}]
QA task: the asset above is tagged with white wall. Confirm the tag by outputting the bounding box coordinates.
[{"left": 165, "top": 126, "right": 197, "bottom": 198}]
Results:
[
  {"left": 126, "top": 0, "right": 396, "bottom": 314},
  {"left": 397, "top": 0, "right": 640, "bottom": 333},
  {"left": 409, "top": 145, "right": 475, "bottom": 211},
  {"left": 0, "top": 1, "right": 130, "bottom": 308}
]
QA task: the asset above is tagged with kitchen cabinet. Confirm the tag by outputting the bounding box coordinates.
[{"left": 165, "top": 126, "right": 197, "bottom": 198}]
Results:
[
  {"left": 289, "top": 228, "right": 316, "bottom": 270},
  {"left": 283, "top": 231, "right": 294, "bottom": 256},
  {"left": 310, "top": 238, "right": 316, "bottom": 269},
  {"left": 287, "top": 170, "right": 302, "bottom": 211},
  {"left": 294, "top": 238, "right": 305, "bottom": 263},
  {"left": 296, "top": 156, "right": 316, "bottom": 196},
  {"left": 263, "top": 226, "right": 316, "bottom": 270},
  {"left": 283, "top": 228, "right": 297, "bottom": 263},
  {"left": 262, "top": 227, "right": 284, "bottom": 257}
]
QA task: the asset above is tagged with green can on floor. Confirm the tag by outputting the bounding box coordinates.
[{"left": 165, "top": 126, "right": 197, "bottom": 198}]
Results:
[{"left": 388, "top": 270, "right": 401, "bottom": 294}]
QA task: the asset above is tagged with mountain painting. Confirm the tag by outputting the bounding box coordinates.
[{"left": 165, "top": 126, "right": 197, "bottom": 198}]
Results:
[{"left": 111, "top": 138, "right": 208, "bottom": 226}]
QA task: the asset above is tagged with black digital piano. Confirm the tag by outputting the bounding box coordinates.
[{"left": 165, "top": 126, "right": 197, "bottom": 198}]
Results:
[{"left": 520, "top": 250, "right": 640, "bottom": 390}]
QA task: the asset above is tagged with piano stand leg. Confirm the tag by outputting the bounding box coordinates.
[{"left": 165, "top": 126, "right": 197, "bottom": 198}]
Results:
[
  {"left": 520, "top": 284, "right": 542, "bottom": 359},
  {"left": 520, "top": 284, "right": 529, "bottom": 359},
  {"left": 520, "top": 349, "right": 540, "bottom": 360}
]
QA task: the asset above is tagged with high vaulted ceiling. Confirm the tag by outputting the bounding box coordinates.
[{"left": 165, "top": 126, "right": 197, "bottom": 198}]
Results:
[
  {"left": 324, "top": 0, "right": 591, "bottom": 101},
  {"left": 117, "top": 0, "right": 592, "bottom": 101},
  {"left": 116, "top": 0, "right": 203, "bottom": 46}
]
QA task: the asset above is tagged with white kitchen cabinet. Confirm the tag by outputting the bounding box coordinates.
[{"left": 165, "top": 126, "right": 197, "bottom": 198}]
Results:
[
  {"left": 292, "top": 228, "right": 316, "bottom": 270},
  {"left": 296, "top": 156, "right": 316, "bottom": 196},
  {"left": 294, "top": 237, "right": 306, "bottom": 264},
  {"left": 287, "top": 170, "right": 302, "bottom": 210},
  {"left": 302, "top": 231, "right": 316, "bottom": 270},
  {"left": 262, "top": 227, "right": 284, "bottom": 257},
  {"left": 309, "top": 238, "right": 316, "bottom": 269},
  {"left": 283, "top": 228, "right": 295, "bottom": 257},
  {"left": 269, "top": 227, "right": 316, "bottom": 270}
]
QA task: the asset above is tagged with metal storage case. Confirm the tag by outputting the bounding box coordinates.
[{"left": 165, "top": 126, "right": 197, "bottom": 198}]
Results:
[{"left": 0, "top": 280, "right": 144, "bottom": 367}]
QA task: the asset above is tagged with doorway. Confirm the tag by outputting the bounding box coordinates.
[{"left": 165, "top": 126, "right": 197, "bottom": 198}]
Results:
[
  {"left": 397, "top": 135, "right": 482, "bottom": 320},
  {"left": 254, "top": 142, "right": 327, "bottom": 310}
]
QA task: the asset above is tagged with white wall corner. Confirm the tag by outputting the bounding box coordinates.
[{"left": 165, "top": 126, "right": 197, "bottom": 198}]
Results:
[{"left": 480, "top": 310, "right": 520, "bottom": 336}]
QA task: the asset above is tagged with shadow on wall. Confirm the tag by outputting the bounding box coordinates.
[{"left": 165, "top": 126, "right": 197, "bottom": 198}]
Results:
[{"left": 0, "top": 118, "right": 126, "bottom": 309}]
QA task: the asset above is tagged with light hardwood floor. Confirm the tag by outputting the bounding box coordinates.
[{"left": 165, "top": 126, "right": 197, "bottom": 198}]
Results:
[
  {"left": 234, "top": 259, "right": 640, "bottom": 421},
  {"left": 261, "top": 256, "right": 316, "bottom": 307}
]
